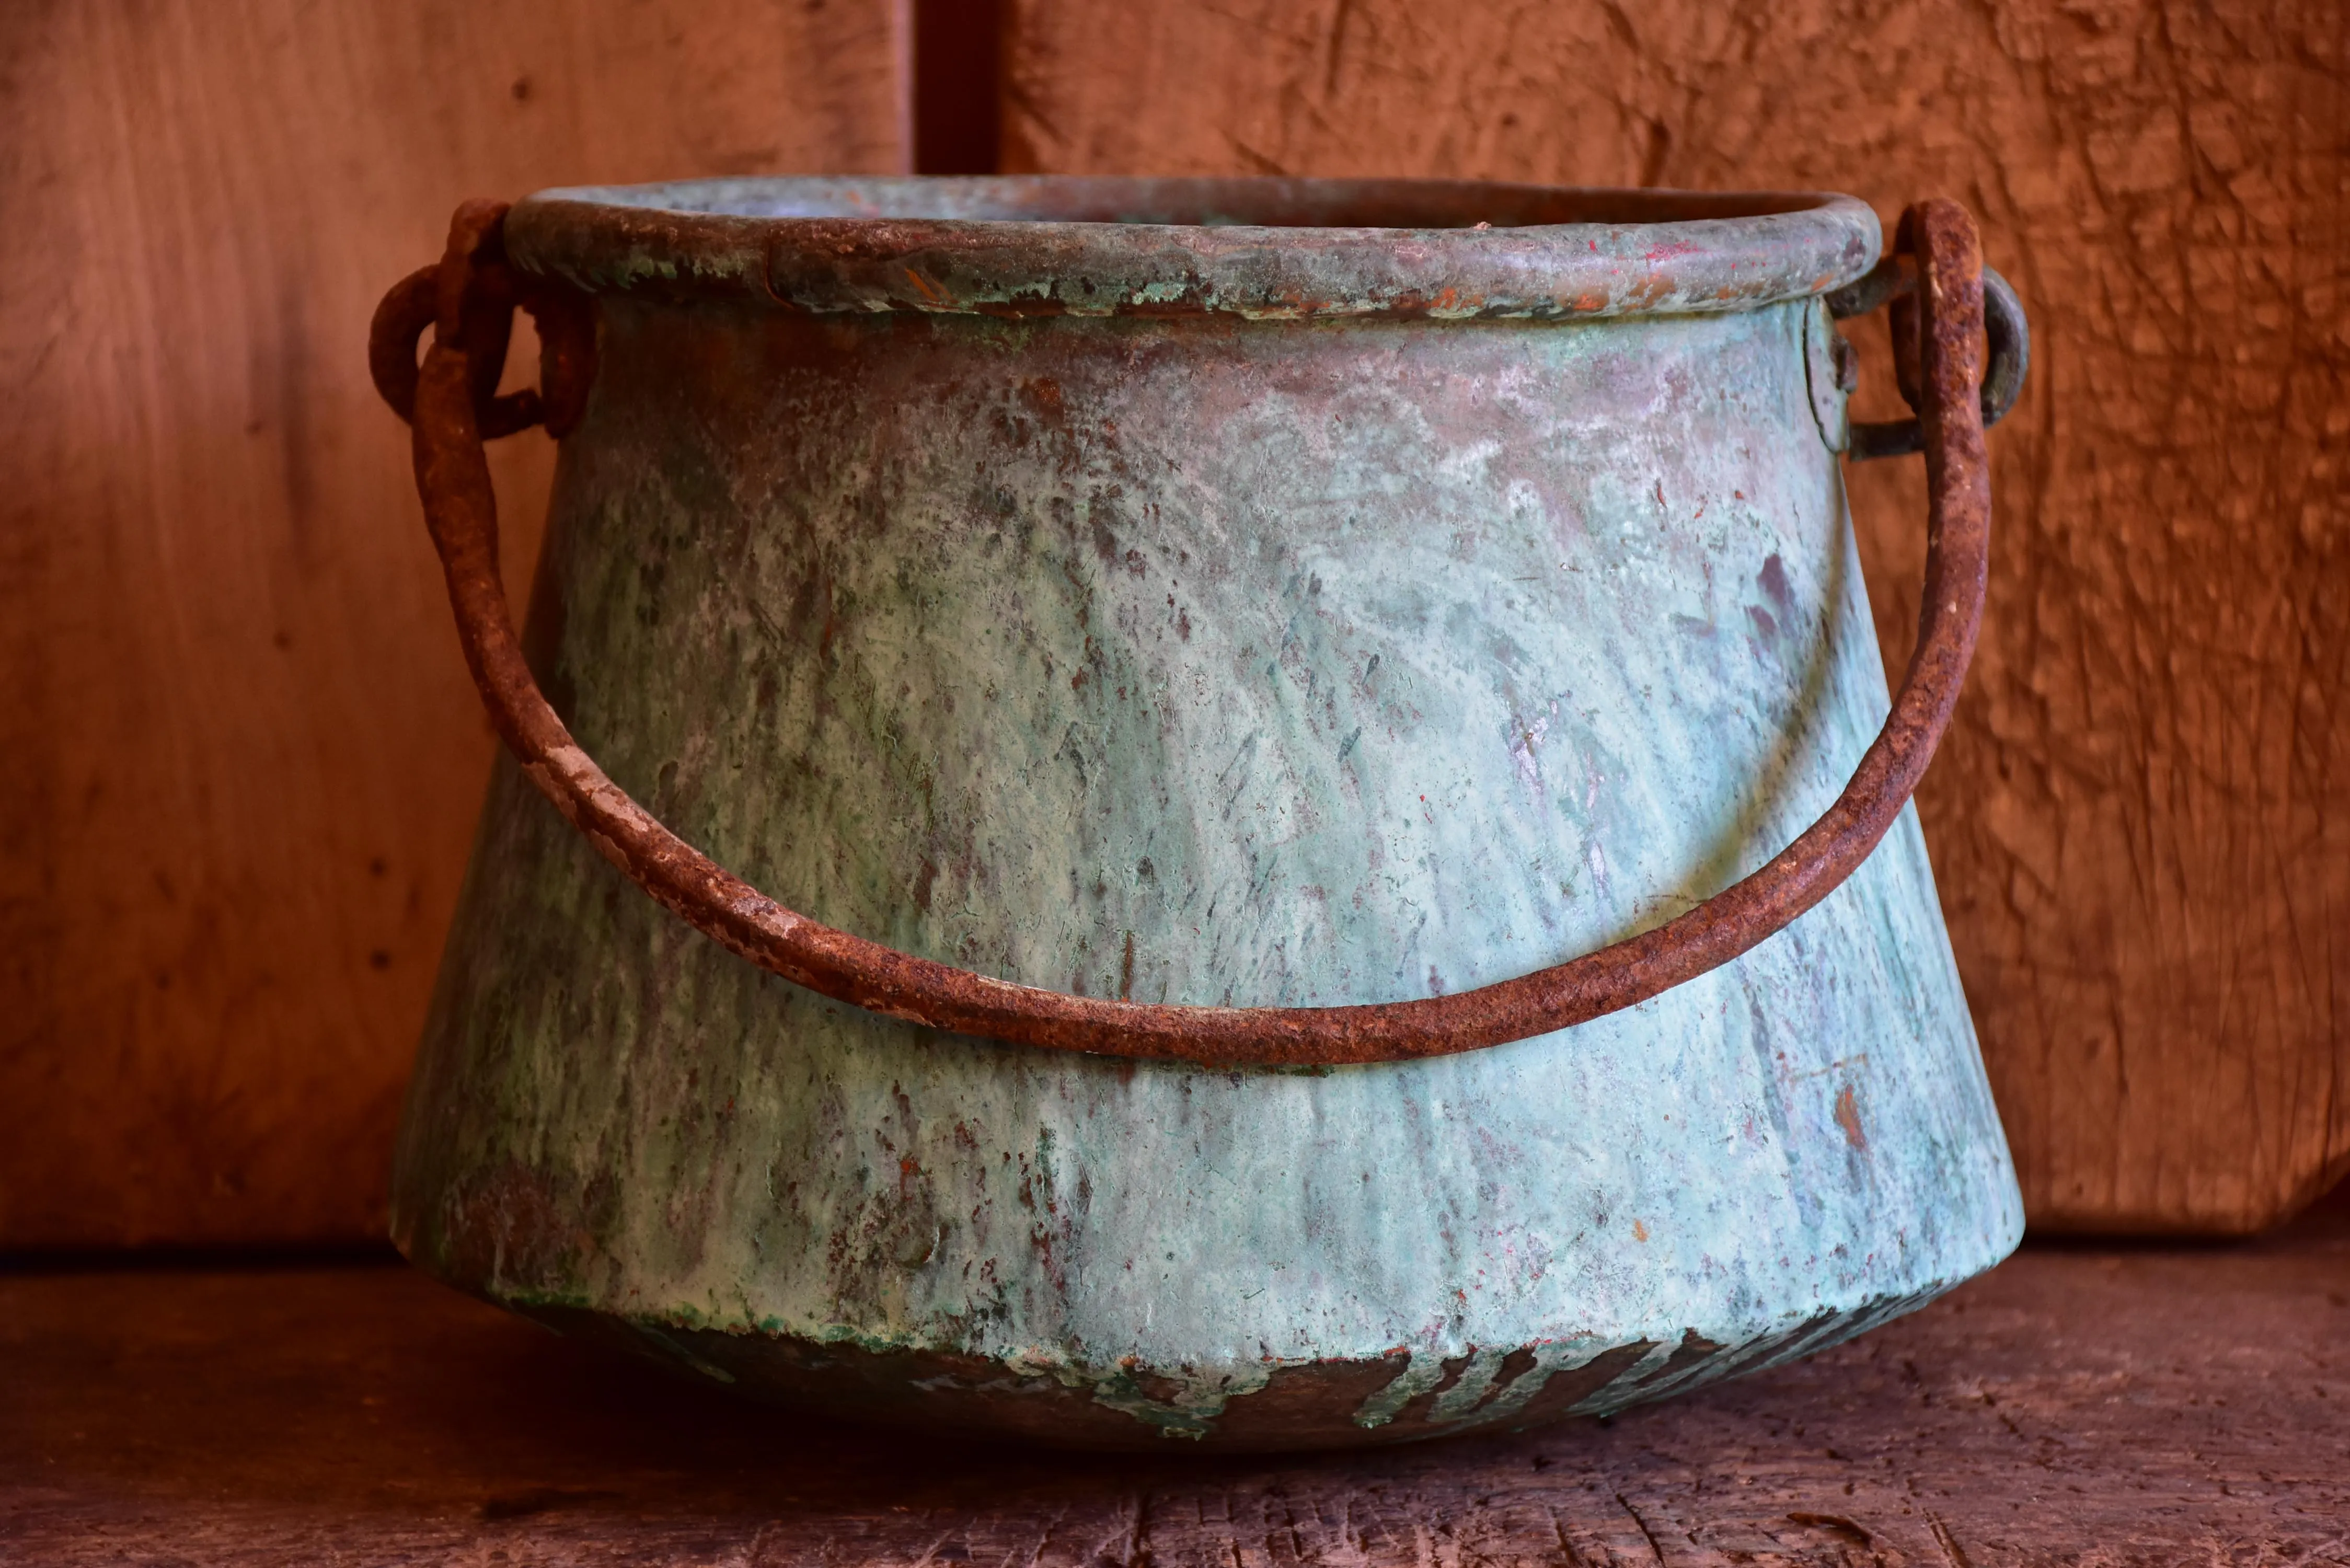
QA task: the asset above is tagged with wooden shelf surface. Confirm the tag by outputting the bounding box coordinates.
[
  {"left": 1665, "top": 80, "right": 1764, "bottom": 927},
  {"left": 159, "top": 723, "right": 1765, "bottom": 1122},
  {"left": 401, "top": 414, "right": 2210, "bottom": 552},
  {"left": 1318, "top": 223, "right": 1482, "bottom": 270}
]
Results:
[{"left": 5, "top": 1207, "right": 2347, "bottom": 1566}]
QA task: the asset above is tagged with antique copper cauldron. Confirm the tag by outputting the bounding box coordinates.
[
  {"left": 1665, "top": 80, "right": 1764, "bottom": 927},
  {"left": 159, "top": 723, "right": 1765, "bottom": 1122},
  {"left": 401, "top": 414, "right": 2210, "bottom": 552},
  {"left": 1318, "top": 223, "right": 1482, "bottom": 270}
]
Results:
[{"left": 371, "top": 177, "right": 2029, "bottom": 1449}]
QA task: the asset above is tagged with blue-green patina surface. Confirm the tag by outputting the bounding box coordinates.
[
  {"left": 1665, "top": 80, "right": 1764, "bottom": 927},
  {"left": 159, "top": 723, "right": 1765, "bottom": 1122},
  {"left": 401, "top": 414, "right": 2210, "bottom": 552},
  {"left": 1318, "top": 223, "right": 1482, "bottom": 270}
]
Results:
[{"left": 392, "top": 178, "right": 2022, "bottom": 1449}]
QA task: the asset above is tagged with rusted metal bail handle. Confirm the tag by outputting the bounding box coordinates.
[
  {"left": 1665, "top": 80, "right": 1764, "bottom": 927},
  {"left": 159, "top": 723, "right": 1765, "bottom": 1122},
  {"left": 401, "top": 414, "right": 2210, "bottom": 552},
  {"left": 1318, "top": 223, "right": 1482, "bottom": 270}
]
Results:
[{"left": 373, "top": 197, "right": 1995, "bottom": 1069}]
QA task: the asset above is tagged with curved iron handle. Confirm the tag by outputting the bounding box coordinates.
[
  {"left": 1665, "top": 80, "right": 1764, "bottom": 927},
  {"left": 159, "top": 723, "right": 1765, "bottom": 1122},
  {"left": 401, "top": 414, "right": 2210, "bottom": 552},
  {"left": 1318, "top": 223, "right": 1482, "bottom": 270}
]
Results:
[{"left": 373, "top": 197, "right": 1994, "bottom": 1068}]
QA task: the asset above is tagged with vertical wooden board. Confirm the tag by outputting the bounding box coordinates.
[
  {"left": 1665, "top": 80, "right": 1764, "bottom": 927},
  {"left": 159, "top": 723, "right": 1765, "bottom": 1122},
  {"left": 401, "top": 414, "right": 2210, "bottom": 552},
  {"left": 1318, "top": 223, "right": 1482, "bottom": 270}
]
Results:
[
  {"left": 1000, "top": 0, "right": 2350, "bottom": 1232},
  {"left": 0, "top": 0, "right": 904, "bottom": 1246}
]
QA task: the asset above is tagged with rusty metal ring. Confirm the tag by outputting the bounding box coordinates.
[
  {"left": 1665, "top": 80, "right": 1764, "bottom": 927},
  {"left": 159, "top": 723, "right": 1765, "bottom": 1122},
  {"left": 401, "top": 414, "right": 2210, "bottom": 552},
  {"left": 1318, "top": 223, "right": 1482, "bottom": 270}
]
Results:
[
  {"left": 1833, "top": 258, "right": 2027, "bottom": 462},
  {"left": 370, "top": 264, "right": 545, "bottom": 440},
  {"left": 379, "top": 197, "right": 1994, "bottom": 1068}
]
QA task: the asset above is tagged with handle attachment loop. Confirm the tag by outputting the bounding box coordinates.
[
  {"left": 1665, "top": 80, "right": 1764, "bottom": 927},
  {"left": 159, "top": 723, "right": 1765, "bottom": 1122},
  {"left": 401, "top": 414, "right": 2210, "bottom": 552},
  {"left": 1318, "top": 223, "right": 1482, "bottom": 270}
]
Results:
[{"left": 1829, "top": 247, "right": 2028, "bottom": 463}]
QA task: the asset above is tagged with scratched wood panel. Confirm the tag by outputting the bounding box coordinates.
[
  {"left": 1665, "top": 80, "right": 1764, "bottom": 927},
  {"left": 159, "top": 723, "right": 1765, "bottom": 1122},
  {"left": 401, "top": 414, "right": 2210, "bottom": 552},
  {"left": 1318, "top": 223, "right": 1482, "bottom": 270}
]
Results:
[
  {"left": 0, "top": 0, "right": 904, "bottom": 1246},
  {"left": 5, "top": 1203, "right": 2347, "bottom": 1563},
  {"left": 998, "top": 0, "right": 2350, "bottom": 1233}
]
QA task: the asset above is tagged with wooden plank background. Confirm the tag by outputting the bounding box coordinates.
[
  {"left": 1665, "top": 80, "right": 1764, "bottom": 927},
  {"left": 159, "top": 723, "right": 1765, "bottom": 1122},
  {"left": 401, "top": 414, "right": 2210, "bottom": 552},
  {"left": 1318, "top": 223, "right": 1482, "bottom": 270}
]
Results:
[
  {"left": 0, "top": 0, "right": 904, "bottom": 1246},
  {"left": 1000, "top": 0, "right": 2350, "bottom": 1232}
]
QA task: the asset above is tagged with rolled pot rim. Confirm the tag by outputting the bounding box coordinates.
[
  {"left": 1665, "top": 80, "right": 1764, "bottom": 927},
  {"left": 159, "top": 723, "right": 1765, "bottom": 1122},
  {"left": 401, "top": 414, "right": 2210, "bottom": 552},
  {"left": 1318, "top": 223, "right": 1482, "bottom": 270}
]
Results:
[{"left": 503, "top": 175, "right": 1882, "bottom": 321}]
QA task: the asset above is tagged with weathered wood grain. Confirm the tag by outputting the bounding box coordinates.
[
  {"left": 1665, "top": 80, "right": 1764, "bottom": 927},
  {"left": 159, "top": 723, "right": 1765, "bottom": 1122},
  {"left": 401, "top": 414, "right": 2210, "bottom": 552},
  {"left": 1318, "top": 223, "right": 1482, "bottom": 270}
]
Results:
[
  {"left": 0, "top": 0, "right": 903, "bottom": 1246},
  {"left": 999, "top": 0, "right": 2350, "bottom": 1233},
  {"left": 5, "top": 1203, "right": 2347, "bottom": 1564}
]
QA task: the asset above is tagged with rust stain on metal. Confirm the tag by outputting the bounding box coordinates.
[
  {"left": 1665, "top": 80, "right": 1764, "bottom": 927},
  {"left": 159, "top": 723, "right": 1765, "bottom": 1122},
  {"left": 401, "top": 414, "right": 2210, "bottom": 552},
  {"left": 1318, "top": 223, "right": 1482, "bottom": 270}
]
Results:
[{"left": 1835, "top": 1084, "right": 1869, "bottom": 1151}]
